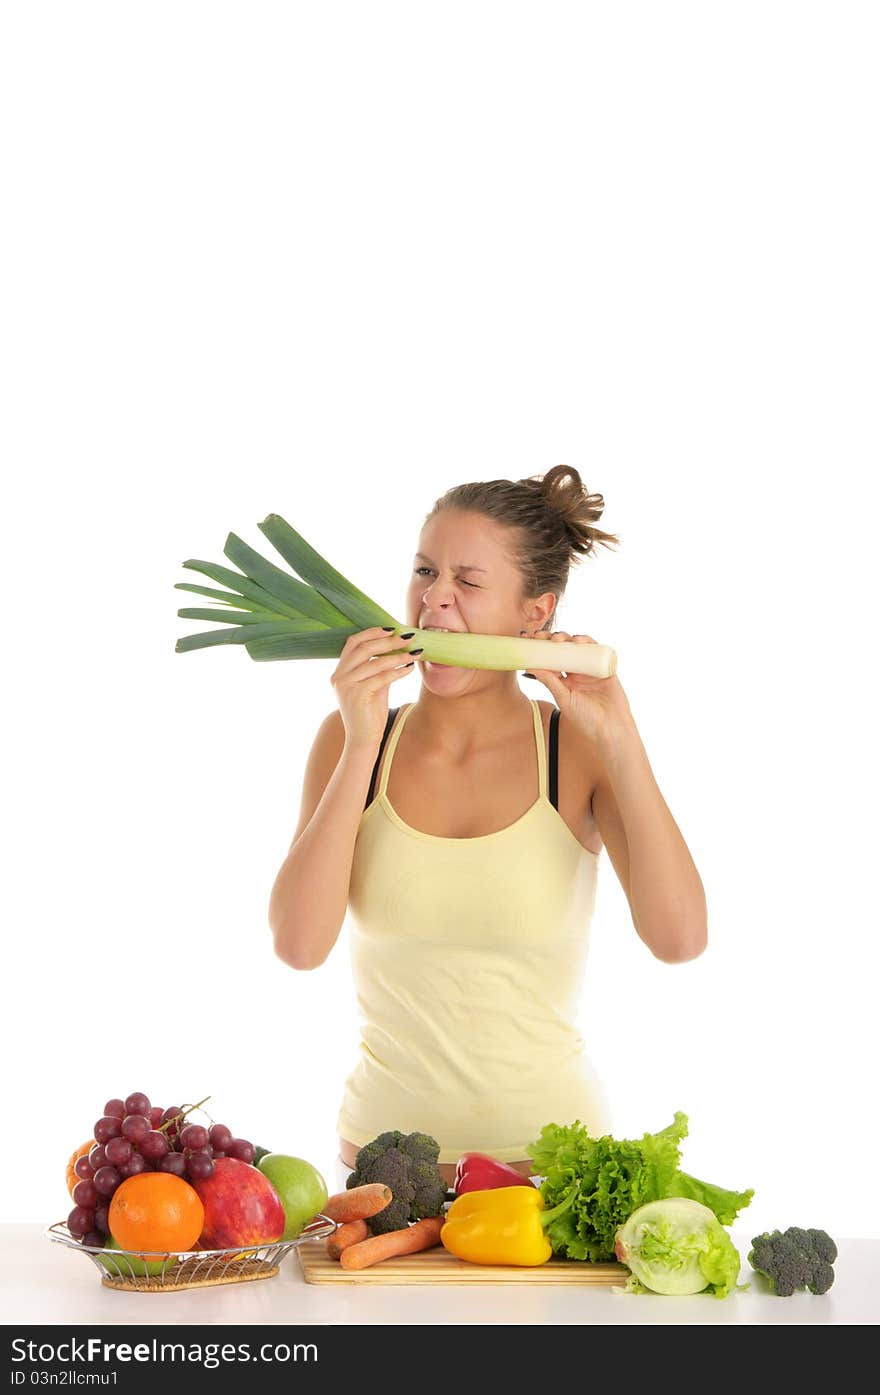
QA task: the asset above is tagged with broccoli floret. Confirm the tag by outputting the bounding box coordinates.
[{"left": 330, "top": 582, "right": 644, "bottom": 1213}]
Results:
[
  {"left": 748, "top": 1227, "right": 838, "bottom": 1296},
  {"left": 347, "top": 1130, "right": 404, "bottom": 1177},
  {"left": 399, "top": 1131, "right": 442, "bottom": 1165},
  {"left": 345, "top": 1130, "right": 446, "bottom": 1234},
  {"left": 350, "top": 1146, "right": 416, "bottom": 1232},
  {"left": 397, "top": 1133, "right": 448, "bottom": 1218},
  {"left": 809, "top": 1231, "right": 838, "bottom": 1266},
  {"left": 409, "top": 1160, "right": 450, "bottom": 1220}
]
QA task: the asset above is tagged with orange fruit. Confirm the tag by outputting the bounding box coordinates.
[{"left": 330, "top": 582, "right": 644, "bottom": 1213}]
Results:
[
  {"left": 66, "top": 1141, "right": 96, "bottom": 1199},
  {"left": 108, "top": 1172, "right": 204, "bottom": 1254}
]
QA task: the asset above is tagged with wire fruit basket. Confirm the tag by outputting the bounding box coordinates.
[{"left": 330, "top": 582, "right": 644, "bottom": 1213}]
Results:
[{"left": 45, "top": 1214, "right": 338, "bottom": 1292}]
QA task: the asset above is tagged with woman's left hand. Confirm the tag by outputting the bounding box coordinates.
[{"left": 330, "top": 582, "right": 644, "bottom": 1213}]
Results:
[{"left": 525, "top": 631, "right": 633, "bottom": 747}]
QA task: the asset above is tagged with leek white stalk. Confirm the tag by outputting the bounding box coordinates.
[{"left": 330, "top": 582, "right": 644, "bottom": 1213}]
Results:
[
  {"left": 386, "top": 628, "right": 616, "bottom": 677},
  {"left": 175, "top": 513, "right": 617, "bottom": 679}
]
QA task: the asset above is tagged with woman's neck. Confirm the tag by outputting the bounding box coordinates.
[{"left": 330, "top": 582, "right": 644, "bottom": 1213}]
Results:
[{"left": 406, "top": 681, "right": 534, "bottom": 759}]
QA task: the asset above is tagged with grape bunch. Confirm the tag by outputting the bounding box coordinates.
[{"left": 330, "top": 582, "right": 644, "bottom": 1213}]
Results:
[{"left": 67, "top": 1091, "right": 256, "bottom": 1247}]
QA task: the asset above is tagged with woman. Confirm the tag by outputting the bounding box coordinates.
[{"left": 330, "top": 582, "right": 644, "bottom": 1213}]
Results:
[{"left": 268, "top": 465, "right": 708, "bottom": 1191}]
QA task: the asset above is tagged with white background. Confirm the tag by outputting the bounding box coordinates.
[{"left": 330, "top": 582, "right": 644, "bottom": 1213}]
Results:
[{"left": 2, "top": 2, "right": 878, "bottom": 1243}]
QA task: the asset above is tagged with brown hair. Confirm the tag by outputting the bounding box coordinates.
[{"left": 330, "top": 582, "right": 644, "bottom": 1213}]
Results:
[{"left": 424, "top": 464, "right": 619, "bottom": 630}]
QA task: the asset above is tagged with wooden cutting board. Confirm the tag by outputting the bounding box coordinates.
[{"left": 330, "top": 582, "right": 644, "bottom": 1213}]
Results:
[{"left": 297, "top": 1237, "right": 627, "bottom": 1285}]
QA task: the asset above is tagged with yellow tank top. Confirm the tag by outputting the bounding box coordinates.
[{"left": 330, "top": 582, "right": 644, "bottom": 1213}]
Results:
[{"left": 335, "top": 698, "right": 611, "bottom": 1165}]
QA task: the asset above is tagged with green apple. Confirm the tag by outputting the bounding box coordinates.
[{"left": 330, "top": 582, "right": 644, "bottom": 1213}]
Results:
[
  {"left": 95, "top": 1234, "right": 175, "bottom": 1277},
  {"left": 256, "top": 1154, "right": 328, "bottom": 1241}
]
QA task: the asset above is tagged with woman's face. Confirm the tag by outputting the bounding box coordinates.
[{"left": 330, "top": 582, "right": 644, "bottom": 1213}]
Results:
[{"left": 405, "top": 509, "right": 555, "bottom": 688}]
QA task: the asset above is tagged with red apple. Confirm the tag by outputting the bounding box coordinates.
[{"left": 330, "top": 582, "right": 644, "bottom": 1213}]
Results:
[{"left": 191, "top": 1157, "right": 285, "bottom": 1249}]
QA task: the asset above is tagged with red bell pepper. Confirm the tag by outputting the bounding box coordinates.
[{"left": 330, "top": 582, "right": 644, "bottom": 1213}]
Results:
[{"left": 453, "top": 1152, "right": 537, "bottom": 1195}]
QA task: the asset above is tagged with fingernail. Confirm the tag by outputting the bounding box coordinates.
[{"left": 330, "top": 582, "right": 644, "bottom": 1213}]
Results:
[
  {"left": 409, "top": 647, "right": 424, "bottom": 655},
  {"left": 523, "top": 672, "right": 537, "bottom": 679},
  {"left": 405, "top": 660, "right": 415, "bottom": 667},
  {"left": 400, "top": 631, "right": 415, "bottom": 639},
  {"left": 382, "top": 626, "right": 396, "bottom": 632}
]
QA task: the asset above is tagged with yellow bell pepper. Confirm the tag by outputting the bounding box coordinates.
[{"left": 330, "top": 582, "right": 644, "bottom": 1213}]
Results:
[{"left": 440, "top": 1183, "right": 578, "bottom": 1267}]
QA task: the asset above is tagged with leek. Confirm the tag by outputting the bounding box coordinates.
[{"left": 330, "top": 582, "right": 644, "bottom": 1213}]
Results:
[{"left": 175, "top": 513, "right": 617, "bottom": 678}]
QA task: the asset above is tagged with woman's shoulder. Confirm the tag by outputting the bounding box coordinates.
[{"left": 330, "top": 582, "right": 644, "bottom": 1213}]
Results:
[
  {"left": 309, "top": 706, "right": 400, "bottom": 766},
  {"left": 533, "top": 698, "right": 602, "bottom": 782},
  {"left": 300, "top": 709, "right": 349, "bottom": 790},
  {"left": 314, "top": 706, "right": 346, "bottom": 746}
]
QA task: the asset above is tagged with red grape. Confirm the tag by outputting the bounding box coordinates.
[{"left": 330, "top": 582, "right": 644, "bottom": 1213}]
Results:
[
  {"left": 118, "top": 1153, "right": 147, "bottom": 1179},
  {"left": 140, "top": 1131, "right": 170, "bottom": 1162},
  {"left": 227, "top": 1138, "right": 255, "bottom": 1164},
  {"left": 209, "top": 1124, "right": 233, "bottom": 1152},
  {"left": 82, "top": 1231, "right": 103, "bottom": 1248},
  {"left": 72, "top": 1179, "right": 98, "bottom": 1209},
  {"left": 68, "top": 1205, "right": 95, "bottom": 1239},
  {"left": 94, "top": 1206, "right": 110, "bottom": 1235},
  {"left": 159, "top": 1153, "right": 186, "bottom": 1177},
  {"left": 94, "top": 1116, "right": 122, "bottom": 1144},
  {"left": 212, "top": 1151, "right": 226, "bottom": 1160},
  {"left": 121, "top": 1114, "right": 150, "bottom": 1145},
  {"left": 186, "top": 1153, "right": 215, "bottom": 1181},
  {"left": 103, "top": 1099, "right": 126, "bottom": 1120},
  {"left": 179, "top": 1124, "right": 208, "bottom": 1151},
  {"left": 125, "top": 1092, "right": 151, "bottom": 1117},
  {"left": 93, "top": 1165, "right": 122, "bottom": 1197},
  {"left": 150, "top": 1106, "right": 164, "bottom": 1129},
  {"left": 104, "top": 1137, "right": 133, "bottom": 1167},
  {"left": 88, "top": 1145, "right": 108, "bottom": 1172},
  {"left": 74, "top": 1156, "right": 95, "bottom": 1182}
]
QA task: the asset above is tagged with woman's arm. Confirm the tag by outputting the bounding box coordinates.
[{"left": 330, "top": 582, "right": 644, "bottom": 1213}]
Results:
[
  {"left": 591, "top": 716, "right": 708, "bottom": 963},
  {"left": 527, "top": 630, "right": 708, "bottom": 964},
  {"left": 268, "top": 712, "right": 378, "bottom": 970}
]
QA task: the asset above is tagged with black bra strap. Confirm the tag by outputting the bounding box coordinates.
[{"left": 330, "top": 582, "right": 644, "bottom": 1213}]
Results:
[
  {"left": 548, "top": 707, "right": 560, "bottom": 810},
  {"left": 365, "top": 707, "right": 400, "bottom": 811}
]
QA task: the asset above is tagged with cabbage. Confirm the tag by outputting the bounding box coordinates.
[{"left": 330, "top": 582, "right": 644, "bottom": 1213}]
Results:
[{"left": 614, "top": 1197, "right": 742, "bottom": 1297}]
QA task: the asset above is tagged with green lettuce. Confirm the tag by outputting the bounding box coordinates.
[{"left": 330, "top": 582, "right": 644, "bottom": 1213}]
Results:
[{"left": 527, "top": 1111, "right": 753, "bottom": 1263}]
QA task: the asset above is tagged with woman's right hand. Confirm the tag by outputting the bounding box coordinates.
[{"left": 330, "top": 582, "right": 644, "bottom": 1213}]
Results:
[{"left": 330, "top": 627, "right": 418, "bottom": 751}]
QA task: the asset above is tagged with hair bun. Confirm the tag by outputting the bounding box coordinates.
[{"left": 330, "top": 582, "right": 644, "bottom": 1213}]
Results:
[{"left": 531, "top": 464, "right": 620, "bottom": 559}]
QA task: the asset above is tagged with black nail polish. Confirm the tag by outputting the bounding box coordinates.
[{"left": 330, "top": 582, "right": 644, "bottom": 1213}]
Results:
[
  {"left": 382, "top": 626, "right": 395, "bottom": 632},
  {"left": 400, "top": 631, "right": 415, "bottom": 639},
  {"left": 523, "top": 672, "right": 536, "bottom": 679},
  {"left": 409, "top": 647, "right": 424, "bottom": 655}
]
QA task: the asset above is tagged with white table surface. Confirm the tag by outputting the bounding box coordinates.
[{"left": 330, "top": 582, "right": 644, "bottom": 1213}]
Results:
[{"left": 3, "top": 1224, "right": 878, "bottom": 1326}]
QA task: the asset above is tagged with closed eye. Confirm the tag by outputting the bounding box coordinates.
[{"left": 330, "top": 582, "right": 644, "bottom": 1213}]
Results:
[{"left": 414, "top": 567, "right": 478, "bottom": 587}]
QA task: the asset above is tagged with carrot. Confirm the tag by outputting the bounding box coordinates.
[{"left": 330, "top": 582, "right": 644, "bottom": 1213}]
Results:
[
  {"left": 339, "top": 1215, "right": 445, "bottom": 1271},
  {"left": 326, "top": 1218, "right": 369, "bottom": 1260},
  {"left": 323, "top": 1183, "right": 393, "bottom": 1224}
]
